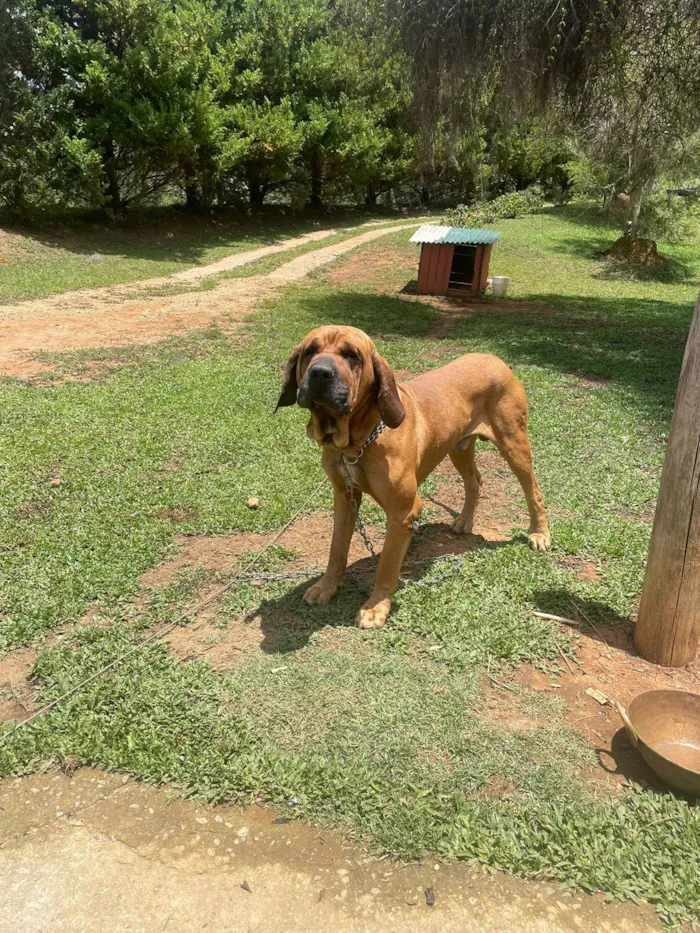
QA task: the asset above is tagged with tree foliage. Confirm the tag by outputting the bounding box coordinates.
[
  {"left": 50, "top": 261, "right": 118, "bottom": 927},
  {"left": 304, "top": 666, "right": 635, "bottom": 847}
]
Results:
[{"left": 1, "top": 0, "right": 699, "bottom": 228}]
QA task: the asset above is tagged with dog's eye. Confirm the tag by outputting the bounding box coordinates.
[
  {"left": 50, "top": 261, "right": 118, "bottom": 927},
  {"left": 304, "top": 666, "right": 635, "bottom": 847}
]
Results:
[{"left": 341, "top": 348, "right": 361, "bottom": 365}]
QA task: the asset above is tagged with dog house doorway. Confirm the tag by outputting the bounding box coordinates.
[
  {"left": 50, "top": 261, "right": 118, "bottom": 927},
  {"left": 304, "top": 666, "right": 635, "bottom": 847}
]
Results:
[{"left": 449, "top": 244, "right": 477, "bottom": 292}]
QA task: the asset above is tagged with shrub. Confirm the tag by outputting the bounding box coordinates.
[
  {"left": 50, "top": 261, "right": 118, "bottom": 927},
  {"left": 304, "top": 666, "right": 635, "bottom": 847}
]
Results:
[{"left": 445, "top": 184, "right": 545, "bottom": 227}]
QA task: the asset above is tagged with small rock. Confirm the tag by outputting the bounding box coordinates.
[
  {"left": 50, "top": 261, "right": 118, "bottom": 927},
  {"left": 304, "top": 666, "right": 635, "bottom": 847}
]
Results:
[
  {"left": 425, "top": 887, "right": 435, "bottom": 907},
  {"left": 246, "top": 497, "right": 260, "bottom": 509},
  {"left": 241, "top": 880, "right": 251, "bottom": 893}
]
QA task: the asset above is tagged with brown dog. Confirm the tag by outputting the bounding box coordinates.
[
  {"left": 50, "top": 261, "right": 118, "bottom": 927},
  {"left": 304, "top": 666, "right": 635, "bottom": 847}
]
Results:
[{"left": 276, "top": 325, "right": 550, "bottom": 629}]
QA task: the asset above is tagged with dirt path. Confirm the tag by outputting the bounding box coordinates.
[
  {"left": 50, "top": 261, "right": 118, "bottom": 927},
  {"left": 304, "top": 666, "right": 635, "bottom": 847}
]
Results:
[
  {"left": 0, "top": 222, "right": 421, "bottom": 378},
  {"left": 0, "top": 769, "right": 662, "bottom": 933}
]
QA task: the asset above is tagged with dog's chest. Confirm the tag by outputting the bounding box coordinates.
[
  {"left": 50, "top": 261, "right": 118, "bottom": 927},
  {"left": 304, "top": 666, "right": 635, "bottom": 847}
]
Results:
[{"left": 342, "top": 458, "right": 372, "bottom": 494}]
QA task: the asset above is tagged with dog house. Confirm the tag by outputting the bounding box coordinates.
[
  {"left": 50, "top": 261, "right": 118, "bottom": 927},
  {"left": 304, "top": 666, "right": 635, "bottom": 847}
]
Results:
[{"left": 410, "top": 224, "right": 501, "bottom": 297}]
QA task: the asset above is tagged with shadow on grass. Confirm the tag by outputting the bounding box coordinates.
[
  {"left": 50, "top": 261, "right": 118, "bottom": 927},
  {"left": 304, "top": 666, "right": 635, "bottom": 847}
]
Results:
[
  {"left": 533, "top": 587, "right": 631, "bottom": 628},
  {"left": 295, "top": 288, "right": 691, "bottom": 419},
  {"left": 550, "top": 235, "right": 698, "bottom": 285},
  {"left": 249, "top": 521, "right": 509, "bottom": 654},
  {"left": 0, "top": 205, "right": 420, "bottom": 266}
]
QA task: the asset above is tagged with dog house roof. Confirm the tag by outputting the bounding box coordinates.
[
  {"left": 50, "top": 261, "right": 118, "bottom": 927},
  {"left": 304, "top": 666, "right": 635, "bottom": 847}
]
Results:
[{"left": 410, "top": 224, "right": 501, "bottom": 246}]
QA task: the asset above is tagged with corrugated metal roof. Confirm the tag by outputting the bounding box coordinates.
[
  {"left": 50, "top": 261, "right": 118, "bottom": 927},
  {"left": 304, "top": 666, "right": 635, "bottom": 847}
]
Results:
[{"left": 410, "top": 224, "right": 501, "bottom": 246}]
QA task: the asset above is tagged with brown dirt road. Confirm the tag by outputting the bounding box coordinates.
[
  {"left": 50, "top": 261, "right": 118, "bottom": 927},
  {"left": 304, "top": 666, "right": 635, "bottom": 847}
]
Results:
[{"left": 0, "top": 222, "right": 421, "bottom": 379}]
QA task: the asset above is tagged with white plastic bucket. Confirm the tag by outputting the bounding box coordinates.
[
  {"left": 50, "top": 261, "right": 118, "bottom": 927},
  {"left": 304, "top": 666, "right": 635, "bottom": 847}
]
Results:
[{"left": 491, "top": 276, "right": 510, "bottom": 298}]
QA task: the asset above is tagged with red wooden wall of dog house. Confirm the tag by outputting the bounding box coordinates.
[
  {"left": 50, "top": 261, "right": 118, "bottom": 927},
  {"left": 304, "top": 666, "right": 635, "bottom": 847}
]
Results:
[
  {"left": 412, "top": 225, "right": 501, "bottom": 297},
  {"left": 417, "top": 243, "right": 453, "bottom": 294},
  {"left": 478, "top": 244, "right": 493, "bottom": 292},
  {"left": 418, "top": 243, "right": 494, "bottom": 297}
]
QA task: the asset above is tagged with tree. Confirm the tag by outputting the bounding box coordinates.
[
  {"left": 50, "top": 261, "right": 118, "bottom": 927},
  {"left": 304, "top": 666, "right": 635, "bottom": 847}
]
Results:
[
  {"left": 1, "top": 0, "right": 229, "bottom": 214},
  {"left": 387, "top": 0, "right": 700, "bottom": 229},
  {"left": 564, "top": 0, "right": 700, "bottom": 234}
]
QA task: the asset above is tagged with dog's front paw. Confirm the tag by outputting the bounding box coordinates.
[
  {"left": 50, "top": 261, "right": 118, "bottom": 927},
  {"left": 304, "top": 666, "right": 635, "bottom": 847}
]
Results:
[
  {"left": 450, "top": 515, "right": 474, "bottom": 535},
  {"left": 528, "top": 530, "right": 551, "bottom": 552},
  {"left": 356, "top": 599, "right": 391, "bottom": 630},
  {"left": 303, "top": 579, "right": 338, "bottom": 606}
]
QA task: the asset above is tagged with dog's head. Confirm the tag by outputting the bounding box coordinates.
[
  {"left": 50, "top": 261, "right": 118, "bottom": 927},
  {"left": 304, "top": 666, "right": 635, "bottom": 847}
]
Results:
[{"left": 274, "top": 326, "right": 405, "bottom": 447}]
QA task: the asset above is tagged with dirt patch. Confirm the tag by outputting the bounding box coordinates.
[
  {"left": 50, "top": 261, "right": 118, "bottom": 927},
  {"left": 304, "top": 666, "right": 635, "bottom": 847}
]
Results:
[
  {"left": 327, "top": 247, "right": 417, "bottom": 292},
  {"left": 568, "top": 372, "right": 611, "bottom": 390},
  {"left": 558, "top": 556, "right": 601, "bottom": 583},
  {"left": 144, "top": 447, "right": 525, "bottom": 668},
  {"left": 0, "top": 223, "right": 419, "bottom": 379},
  {"left": 479, "top": 775, "right": 520, "bottom": 799},
  {"left": 12, "top": 500, "right": 53, "bottom": 521},
  {"left": 0, "top": 649, "right": 40, "bottom": 722},
  {"left": 152, "top": 506, "right": 198, "bottom": 523},
  {"left": 480, "top": 680, "right": 548, "bottom": 734},
  {"left": 399, "top": 289, "right": 554, "bottom": 319},
  {"left": 515, "top": 621, "right": 700, "bottom": 792},
  {"left": 603, "top": 237, "right": 667, "bottom": 267}
]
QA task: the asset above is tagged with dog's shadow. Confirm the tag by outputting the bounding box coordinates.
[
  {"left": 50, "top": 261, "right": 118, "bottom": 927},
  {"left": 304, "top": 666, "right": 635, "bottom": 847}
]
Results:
[{"left": 246, "top": 520, "right": 511, "bottom": 655}]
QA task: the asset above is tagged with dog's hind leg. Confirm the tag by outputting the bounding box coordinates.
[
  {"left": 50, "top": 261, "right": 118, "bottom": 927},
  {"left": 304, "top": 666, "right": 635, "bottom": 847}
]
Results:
[
  {"left": 449, "top": 438, "right": 483, "bottom": 535},
  {"left": 490, "top": 390, "right": 550, "bottom": 551}
]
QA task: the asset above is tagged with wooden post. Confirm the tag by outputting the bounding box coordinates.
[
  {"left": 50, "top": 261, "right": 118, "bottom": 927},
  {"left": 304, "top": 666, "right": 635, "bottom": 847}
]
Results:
[{"left": 635, "top": 295, "right": 700, "bottom": 666}]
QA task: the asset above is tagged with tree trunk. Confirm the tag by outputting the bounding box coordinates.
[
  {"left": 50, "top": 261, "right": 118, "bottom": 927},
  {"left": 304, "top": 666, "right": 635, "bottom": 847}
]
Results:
[
  {"left": 247, "top": 169, "right": 266, "bottom": 207},
  {"left": 184, "top": 166, "right": 203, "bottom": 212},
  {"left": 309, "top": 150, "right": 324, "bottom": 208},
  {"left": 103, "top": 139, "right": 122, "bottom": 214},
  {"left": 634, "top": 294, "right": 700, "bottom": 666},
  {"left": 627, "top": 177, "right": 653, "bottom": 237},
  {"left": 365, "top": 180, "right": 378, "bottom": 206}
]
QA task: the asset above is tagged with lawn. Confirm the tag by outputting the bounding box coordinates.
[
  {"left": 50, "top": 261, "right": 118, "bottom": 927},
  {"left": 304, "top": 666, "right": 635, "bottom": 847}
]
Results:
[
  {"left": 1, "top": 204, "right": 700, "bottom": 926},
  {"left": 0, "top": 205, "right": 418, "bottom": 303}
]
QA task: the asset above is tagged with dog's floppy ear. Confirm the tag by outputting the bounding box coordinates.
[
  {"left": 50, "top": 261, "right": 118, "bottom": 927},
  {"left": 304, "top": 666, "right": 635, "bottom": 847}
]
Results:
[
  {"left": 372, "top": 350, "right": 405, "bottom": 428},
  {"left": 275, "top": 344, "right": 302, "bottom": 411}
]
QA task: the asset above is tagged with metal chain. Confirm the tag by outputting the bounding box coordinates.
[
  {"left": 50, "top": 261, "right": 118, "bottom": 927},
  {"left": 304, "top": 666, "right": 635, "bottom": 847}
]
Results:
[
  {"left": 341, "top": 454, "right": 378, "bottom": 557},
  {"left": 340, "top": 420, "right": 387, "bottom": 558},
  {"left": 339, "top": 339, "right": 443, "bottom": 559}
]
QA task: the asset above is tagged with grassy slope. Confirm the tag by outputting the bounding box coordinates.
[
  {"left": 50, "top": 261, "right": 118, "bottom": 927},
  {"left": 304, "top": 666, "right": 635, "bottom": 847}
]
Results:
[
  {"left": 2, "top": 204, "right": 700, "bottom": 925},
  {"left": 0, "top": 206, "right": 415, "bottom": 303}
]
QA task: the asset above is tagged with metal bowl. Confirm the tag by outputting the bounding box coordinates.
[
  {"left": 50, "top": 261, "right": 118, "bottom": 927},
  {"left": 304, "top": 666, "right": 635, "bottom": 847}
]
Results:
[{"left": 615, "top": 689, "right": 700, "bottom": 797}]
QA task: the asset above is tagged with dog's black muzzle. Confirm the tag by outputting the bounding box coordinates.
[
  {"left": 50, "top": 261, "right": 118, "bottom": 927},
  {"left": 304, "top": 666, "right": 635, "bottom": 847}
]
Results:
[{"left": 297, "top": 359, "right": 350, "bottom": 413}]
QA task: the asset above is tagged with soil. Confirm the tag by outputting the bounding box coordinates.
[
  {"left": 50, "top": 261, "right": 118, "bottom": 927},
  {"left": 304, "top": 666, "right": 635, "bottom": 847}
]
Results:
[
  {"left": 516, "top": 623, "right": 700, "bottom": 792},
  {"left": 141, "top": 446, "right": 523, "bottom": 667},
  {"left": 603, "top": 236, "right": 667, "bottom": 267},
  {"left": 0, "top": 768, "right": 662, "bottom": 933},
  {"left": 0, "top": 648, "right": 40, "bottom": 722},
  {"left": 0, "top": 222, "right": 419, "bottom": 379}
]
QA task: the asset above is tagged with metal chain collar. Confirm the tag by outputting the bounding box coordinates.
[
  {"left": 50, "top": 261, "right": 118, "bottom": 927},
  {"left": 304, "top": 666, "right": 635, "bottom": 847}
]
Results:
[{"left": 341, "top": 420, "right": 386, "bottom": 557}]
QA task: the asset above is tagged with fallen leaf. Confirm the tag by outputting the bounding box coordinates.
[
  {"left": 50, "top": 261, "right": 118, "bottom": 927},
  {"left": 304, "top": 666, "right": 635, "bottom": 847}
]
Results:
[
  {"left": 273, "top": 817, "right": 291, "bottom": 824},
  {"left": 48, "top": 479, "right": 63, "bottom": 488},
  {"left": 241, "top": 880, "right": 251, "bottom": 893},
  {"left": 246, "top": 497, "right": 260, "bottom": 509},
  {"left": 425, "top": 887, "right": 435, "bottom": 907}
]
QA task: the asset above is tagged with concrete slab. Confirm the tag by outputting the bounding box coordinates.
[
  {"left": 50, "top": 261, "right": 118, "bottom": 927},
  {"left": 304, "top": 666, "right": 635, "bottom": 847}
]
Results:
[{"left": 0, "top": 770, "right": 663, "bottom": 933}]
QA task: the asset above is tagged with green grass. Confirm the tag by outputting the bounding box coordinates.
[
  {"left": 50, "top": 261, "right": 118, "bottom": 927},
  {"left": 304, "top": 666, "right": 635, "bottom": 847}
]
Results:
[
  {"left": 0, "top": 205, "right": 420, "bottom": 303},
  {"left": 2, "top": 203, "right": 700, "bottom": 926}
]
